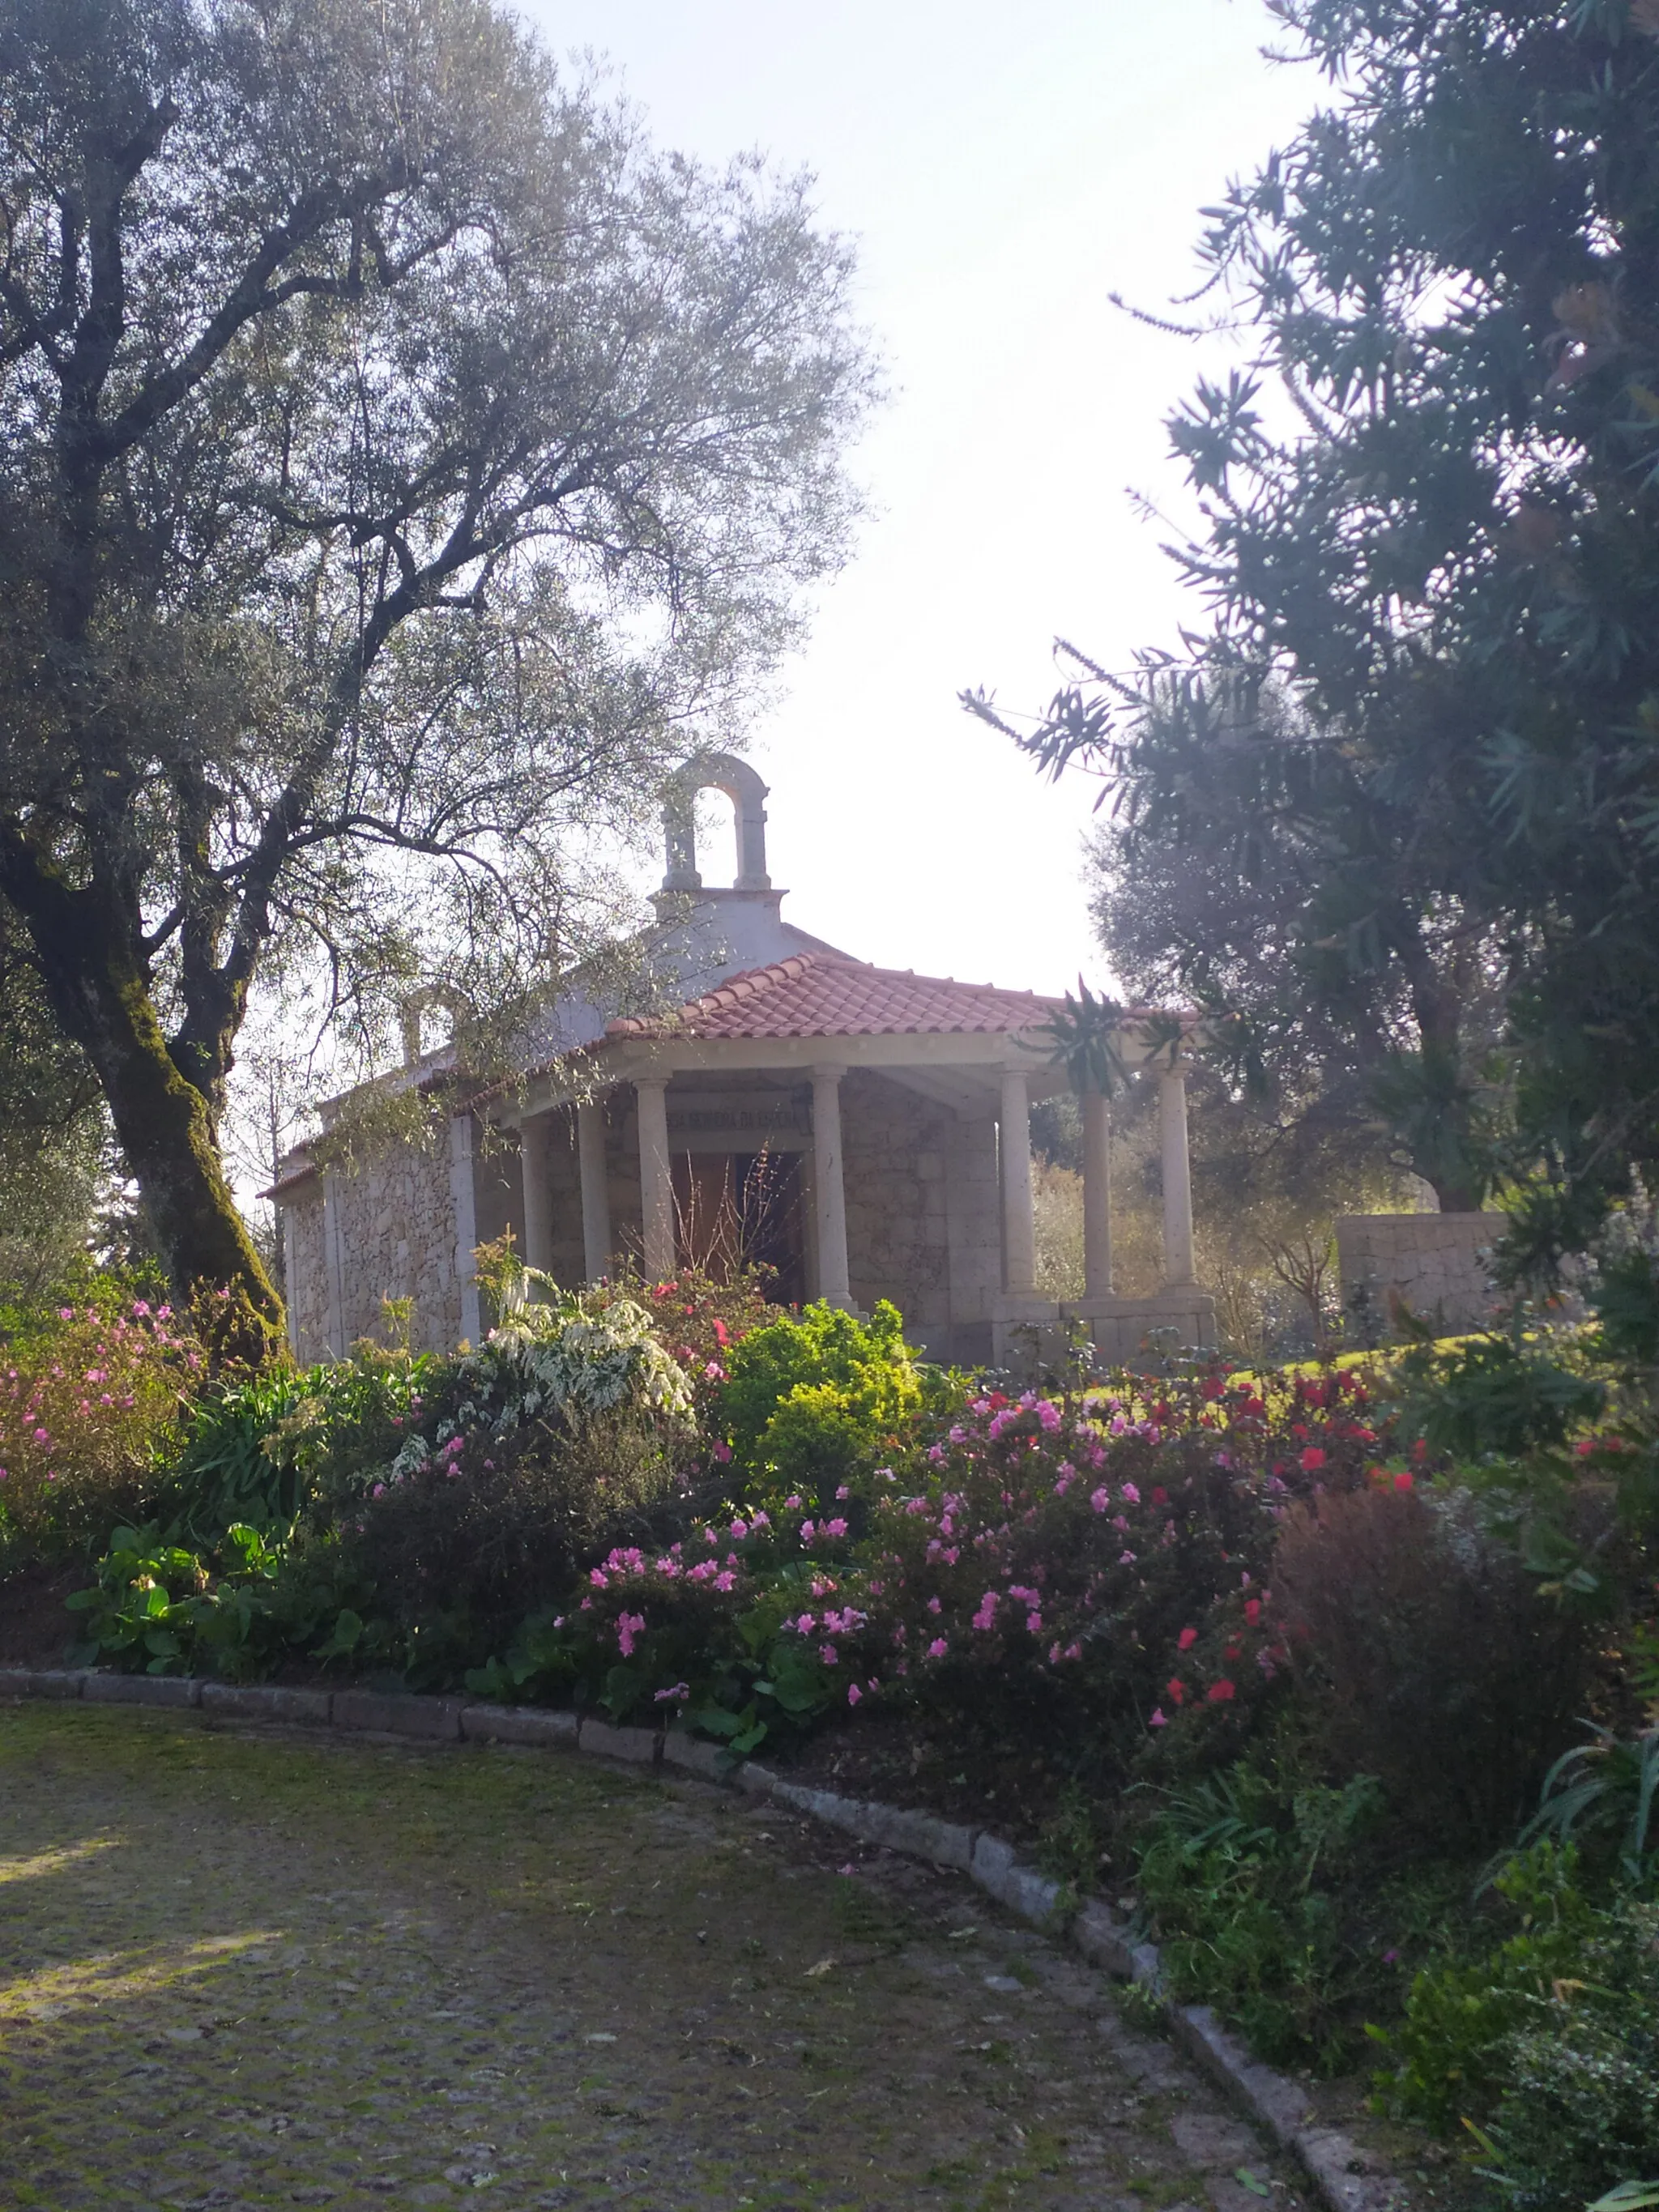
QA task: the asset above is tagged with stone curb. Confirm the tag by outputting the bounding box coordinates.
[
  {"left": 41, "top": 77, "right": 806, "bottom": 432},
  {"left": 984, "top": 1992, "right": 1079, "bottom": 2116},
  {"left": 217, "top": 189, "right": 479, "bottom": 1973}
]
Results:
[{"left": 0, "top": 1666, "right": 1399, "bottom": 2211}]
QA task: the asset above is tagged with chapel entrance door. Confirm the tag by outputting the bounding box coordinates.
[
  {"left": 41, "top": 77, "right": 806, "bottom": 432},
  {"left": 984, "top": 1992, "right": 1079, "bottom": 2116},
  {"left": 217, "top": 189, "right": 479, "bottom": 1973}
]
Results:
[{"left": 672, "top": 1150, "right": 805, "bottom": 1308}]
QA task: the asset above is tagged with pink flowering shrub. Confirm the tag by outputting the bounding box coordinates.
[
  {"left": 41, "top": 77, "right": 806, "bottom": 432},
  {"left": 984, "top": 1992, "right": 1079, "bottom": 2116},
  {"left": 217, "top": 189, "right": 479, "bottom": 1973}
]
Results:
[
  {"left": 0, "top": 1295, "right": 201, "bottom": 1564},
  {"left": 486, "top": 1362, "right": 1393, "bottom": 1769}
]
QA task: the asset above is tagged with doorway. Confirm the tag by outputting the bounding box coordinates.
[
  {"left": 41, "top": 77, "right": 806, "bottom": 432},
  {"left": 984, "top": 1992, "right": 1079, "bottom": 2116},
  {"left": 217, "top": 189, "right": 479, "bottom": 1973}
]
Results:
[{"left": 672, "top": 1149, "right": 806, "bottom": 1307}]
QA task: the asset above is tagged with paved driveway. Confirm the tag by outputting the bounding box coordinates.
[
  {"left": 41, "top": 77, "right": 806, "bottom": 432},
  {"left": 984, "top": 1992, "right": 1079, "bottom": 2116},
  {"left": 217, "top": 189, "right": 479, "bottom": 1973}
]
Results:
[{"left": 0, "top": 1706, "right": 1303, "bottom": 2211}]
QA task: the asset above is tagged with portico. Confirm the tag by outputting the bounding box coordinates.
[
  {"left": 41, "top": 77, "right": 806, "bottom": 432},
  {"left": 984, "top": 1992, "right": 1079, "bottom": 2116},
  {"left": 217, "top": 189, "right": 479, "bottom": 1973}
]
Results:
[{"left": 271, "top": 754, "right": 1216, "bottom": 1366}]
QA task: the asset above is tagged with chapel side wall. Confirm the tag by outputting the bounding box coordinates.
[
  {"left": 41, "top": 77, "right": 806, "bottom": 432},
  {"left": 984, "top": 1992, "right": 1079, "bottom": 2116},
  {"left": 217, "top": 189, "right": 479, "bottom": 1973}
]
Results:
[
  {"left": 840, "top": 1071, "right": 953, "bottom": 1358},
  {"left": 329, "top": 1134, "right": 463, "bottom": 1354},
  {"left": 945, "top": 1111, "right": 1002, "bottom": 1366},
  {"left": 283, "top": 1187, "right": 331, "bottom": 1365},
  {"left": 1335, "top": 1212, "right": 1502, "bottom": 1338}
]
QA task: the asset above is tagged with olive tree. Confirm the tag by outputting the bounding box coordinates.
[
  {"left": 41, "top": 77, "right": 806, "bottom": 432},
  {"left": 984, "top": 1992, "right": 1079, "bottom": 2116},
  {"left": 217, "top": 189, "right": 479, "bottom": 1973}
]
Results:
[{"left": 0, "top": 0, "right": 872, "bottom": 1350}]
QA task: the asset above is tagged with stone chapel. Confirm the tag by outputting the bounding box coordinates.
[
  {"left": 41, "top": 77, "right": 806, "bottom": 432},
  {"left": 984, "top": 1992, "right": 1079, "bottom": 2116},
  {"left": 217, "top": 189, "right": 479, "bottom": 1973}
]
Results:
[{"left": 272, "top": 757, "right": 1218, "bottom": 1366}]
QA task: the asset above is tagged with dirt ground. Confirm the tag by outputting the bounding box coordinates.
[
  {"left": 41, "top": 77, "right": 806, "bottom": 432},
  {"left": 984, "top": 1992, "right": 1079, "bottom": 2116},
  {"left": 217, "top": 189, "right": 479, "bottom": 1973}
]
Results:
[{"left": 0, "top": 1703, "right": 1324, "bottom": 2212}]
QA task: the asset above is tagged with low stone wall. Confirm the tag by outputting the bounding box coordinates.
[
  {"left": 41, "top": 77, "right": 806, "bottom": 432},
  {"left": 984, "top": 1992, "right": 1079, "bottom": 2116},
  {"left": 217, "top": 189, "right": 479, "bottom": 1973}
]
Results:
[{"left": 1335, "top": 1211, "right": 1503, "bottom": 1337}]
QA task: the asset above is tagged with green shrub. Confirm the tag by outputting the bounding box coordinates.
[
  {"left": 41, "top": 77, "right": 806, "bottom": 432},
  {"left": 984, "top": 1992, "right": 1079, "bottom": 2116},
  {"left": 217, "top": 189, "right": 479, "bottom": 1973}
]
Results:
[
  {"left": 64, "top": 1519, "right": 354, "bottom": 1681},
  {"left": 329, "top": 1291, "right": 697, "bottom": 1680},
  {"left": 1372, "top": 1842, "right": 1601, "bottom": 2133},
  {"left": 1135, "top": 1761, "right": 1389, "bottom": 2073},
  {"left": 715, "top": 1299, "right": 925, "bottom": 1513},
  {"left": 1474, "top": 1894, "right": 1659, "bottom": 2212},
  {"left": 1398, "top": 1328, "right": 1606, "bottom": 1460}
]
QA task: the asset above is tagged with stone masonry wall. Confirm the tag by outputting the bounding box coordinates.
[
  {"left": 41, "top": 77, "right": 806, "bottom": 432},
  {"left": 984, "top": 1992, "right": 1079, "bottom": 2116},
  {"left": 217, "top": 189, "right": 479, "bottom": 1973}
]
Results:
[
  {"left": 1336, "top": 1211, "right": 1503, "bottom": 1337},
  {"left": 944, "top": 1110, "right": 1002, "bottom": 1368},
  {"left": 328, "top": 1133, "right": 463, "bottom": 1355},
  {"left": 284, "top": 1187, "right": 331, "bottom": 1364},
  {"left": 841, "top": 1070, "right": 953, "bottom": 1355}
]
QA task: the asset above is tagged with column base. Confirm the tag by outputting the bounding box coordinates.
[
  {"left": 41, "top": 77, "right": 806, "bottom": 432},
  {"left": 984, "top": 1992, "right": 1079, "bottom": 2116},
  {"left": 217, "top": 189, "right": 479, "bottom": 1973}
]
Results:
[
  {"left": 989, "top": 1294, "right": 1064, "bottom": 1370},
  {"left": 1061, "top": 1289, "right": 1218, "bottom": 1366}
]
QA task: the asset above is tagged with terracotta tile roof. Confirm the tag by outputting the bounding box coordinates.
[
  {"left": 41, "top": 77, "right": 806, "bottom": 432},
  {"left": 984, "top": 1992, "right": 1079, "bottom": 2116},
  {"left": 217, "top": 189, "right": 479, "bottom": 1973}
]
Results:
[{"left": 605, "top": 953, "right": 1065, "bottom": 1041}]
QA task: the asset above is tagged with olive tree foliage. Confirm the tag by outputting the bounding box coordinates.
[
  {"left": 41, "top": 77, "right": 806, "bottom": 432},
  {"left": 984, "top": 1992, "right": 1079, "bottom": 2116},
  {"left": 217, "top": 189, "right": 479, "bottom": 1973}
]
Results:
[
  {"left": 1081, "top": 676, "right": 1511, "bottom": 1213},
  {"left": 970, "top": 0, "right": 1659, "bottom": 1265},
  {"left": 0, "top": 0, "right": 872, "bottom": 1350}
]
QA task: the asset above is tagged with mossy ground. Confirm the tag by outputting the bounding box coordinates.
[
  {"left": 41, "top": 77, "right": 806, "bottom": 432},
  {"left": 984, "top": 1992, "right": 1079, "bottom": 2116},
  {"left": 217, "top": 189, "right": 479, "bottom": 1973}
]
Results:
[{"left": 1, "top": 1706, "right": 1307, "bottom": 2210}]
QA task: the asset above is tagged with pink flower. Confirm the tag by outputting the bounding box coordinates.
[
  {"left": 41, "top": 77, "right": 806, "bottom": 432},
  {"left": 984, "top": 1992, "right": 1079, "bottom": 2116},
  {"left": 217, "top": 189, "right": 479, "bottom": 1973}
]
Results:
[
  {"left": 1089, "top": 1487, "right": 1110, "bottom": 1513},
  {"left": 1120, "top": 1482, "right": 1141, "bottom": 1505},
  {"left": 847, "top": 1683, "right": 862, "bottom": 1706},
  {"left": 971, "top": 1592, "right": 999, "bottom": 1632},
  {"left": 654, "top": 1682, "right": 690, "bottom": 1703},
  {"left": 784, "top": 1495, "right": 803, "bottom": 1511},
  {"left": 820, "top": 1643, "right": 839, "bottom": 1665},
  {"left": 1149, "top": 1707, "right": 1169, "bottom": 1728},
  {"left": 729, "top": 1519, "right": 748, "bottom": 1539},
  {"left": 1026, "top": 1612, "right": 1043, "bottom": 1634},
  {"left": 927, "top": 1637, "right": 949, "bottom": 1659},
  {"left": 800, "top": 1519, "right": 816, "bottom": 1543},
  {"left": 616, "top": 1610, "right": 646, "bottom": 1658},
  {"left": 836, "top": 1485, "right": 851, "bottom": 1500},
  {"left": 795, "top": 1613, "right": 816, "bottom": 1634},
  {"left": 824, "top": 1517, "right": 848, "bottom": 1538},
  {"left": 711, "top": 1440, "right": 732, "bottom": 1464},
  {"left": 927, "top": 1596, "right": 942, "bottom": 1615}
]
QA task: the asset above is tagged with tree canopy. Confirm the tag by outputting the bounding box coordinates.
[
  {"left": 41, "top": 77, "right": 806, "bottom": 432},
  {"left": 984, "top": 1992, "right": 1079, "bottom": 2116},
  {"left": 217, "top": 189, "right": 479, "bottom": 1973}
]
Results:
[
  {"left": 0, "top": 0, "right": 873, "bottom": 1349},
  {"left": 973, "top": 0, "right": 1659, "bottom": 1267}
]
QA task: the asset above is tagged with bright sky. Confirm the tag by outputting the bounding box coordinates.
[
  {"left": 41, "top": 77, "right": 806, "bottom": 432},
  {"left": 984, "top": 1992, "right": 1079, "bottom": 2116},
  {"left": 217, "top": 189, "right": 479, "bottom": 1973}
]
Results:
[{"left": 517, "top": 0, "right": 1321, "bottom": 996}]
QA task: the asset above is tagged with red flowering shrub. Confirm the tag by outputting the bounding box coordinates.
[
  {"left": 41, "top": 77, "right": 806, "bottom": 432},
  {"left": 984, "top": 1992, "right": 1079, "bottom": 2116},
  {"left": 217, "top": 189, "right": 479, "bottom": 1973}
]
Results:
[{"left": 0, "top": 1296, "right": 202, "bottom": 1565}]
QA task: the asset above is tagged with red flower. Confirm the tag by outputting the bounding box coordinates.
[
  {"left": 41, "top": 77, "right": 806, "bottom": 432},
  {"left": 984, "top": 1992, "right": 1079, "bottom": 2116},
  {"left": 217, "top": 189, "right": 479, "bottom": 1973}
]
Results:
[
  {"left": 1177, "top": 1626, "right": 1198, "bottom": 1651},
  {"left": 1151, "top": 1486, "right": 1168, "bottom": 1505},
  {"left": 1299, "top": 1447, "right": 1326, "bottom": 1473},
  {"left": 1206, "top": 1679, "right": 1236, "bottom": 1703},
  {"left": 1166, "top": 1678, "right": 1187, "bottom": 1707},
  {"left": 1392, "top": 1470, "right": 1414, "bottom": 1493},
  {"left": 1243, "top": 1598, "right": 1262, "bottom": 1626}
]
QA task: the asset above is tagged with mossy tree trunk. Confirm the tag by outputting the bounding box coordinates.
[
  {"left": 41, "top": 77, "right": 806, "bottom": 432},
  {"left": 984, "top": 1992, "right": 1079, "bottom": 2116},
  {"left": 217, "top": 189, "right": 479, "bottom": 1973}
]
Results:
[{"left": 0, "top": 833, "right": 282, "bottom": 1357}]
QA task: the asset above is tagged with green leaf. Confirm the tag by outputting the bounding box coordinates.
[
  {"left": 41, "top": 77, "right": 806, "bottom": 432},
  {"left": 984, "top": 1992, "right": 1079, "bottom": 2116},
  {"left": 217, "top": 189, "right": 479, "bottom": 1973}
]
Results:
[{"left": 1235, "top": 2172, "right": 1271, "bottom": 2200}]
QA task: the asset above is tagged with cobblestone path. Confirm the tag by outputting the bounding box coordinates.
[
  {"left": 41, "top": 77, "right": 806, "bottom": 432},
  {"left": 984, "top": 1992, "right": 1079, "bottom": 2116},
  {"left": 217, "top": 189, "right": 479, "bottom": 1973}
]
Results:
[{"left": 0, "top": 1705, "right": 1309, "bottom": 2212}]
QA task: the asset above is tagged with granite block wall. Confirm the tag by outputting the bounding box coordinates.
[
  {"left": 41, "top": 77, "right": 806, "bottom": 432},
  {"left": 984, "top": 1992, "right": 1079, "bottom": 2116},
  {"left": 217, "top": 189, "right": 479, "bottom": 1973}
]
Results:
[
  {"left": 283, "top": 1188, "right": 331, "bottom": 1364},
  {"left": 841, "top": 1070, "right": 953, "bottom": 1353},
  {"left": 323, "top": 1134, "right": 463, "bottom": 1356},
  {"left": 1336, "top": 1212, "right": 1503, "bottom": 1336}
]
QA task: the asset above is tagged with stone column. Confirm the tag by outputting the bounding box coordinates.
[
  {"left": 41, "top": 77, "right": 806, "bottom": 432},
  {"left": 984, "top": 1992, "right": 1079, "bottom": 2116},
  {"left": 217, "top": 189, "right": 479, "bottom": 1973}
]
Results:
[
  {"left": 1159, "top": 1066, "right": 1196, "bottom": 1288},
  {"left": 577, "top": 1098, "right": 612, "bottom": 1282},
  {"left": 999, "top": 1068, "right": 1038, "bottom": 1297},
  {"left": 635, "top": 1076, "right": 676, "bottom": 1283},
  {"left": 811, "top": 1064, "right": 853, "bottom": 1308},
  {"left": 519, "top": 1111, "right": 555, "bottom": 1273},
  {"left": 1082, "top": 1087, "right": 1114, "bottom": 1298}
]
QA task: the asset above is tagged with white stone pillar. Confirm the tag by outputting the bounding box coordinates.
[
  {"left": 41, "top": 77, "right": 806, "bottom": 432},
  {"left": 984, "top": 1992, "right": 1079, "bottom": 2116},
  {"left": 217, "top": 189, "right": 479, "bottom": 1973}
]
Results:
[
  {"left": 577, "top": 1098, "right": 612, "bottom": 1282},
  {"left": 999, "top": 1068, "right": 1038, "bottom": 1297},
  {"left": 1082, "top": 1088, "right": 1114, "bottom": 1298},
  {"left": 635, "top": 1076, "right": 676, "bottom": 1283},
  {"left": 519, "top": 1111, "right": 555, "bottom": 1274},
  {"left": 1159, "top": 1066, "right": 1196, "bottom": 1287},
  {"left": 811, "top": 1064, "right": 853, "bottom": 1308}
]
